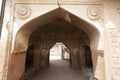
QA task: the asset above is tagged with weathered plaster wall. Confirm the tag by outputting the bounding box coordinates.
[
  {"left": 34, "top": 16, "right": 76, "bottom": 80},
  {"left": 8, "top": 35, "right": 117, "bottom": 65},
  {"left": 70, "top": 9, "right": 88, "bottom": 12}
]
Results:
[
  {"left": 92, "top": 50, "right": 105, "bottom": 80},
  {"left": 7, "top": 52, "right": 26, "bottom": 80},
  {"left": 104, "top": 1, "right": 120, "bottom": 80},
  {"left": 0, "top": 0, "right": 11, "bottom": 79}
]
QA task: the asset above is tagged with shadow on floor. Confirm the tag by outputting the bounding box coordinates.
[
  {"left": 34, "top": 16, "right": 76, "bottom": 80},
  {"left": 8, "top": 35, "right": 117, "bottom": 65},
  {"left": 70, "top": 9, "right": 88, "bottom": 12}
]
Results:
[{"left": 29, "top": 59, "right": 90, "bottom": 80}]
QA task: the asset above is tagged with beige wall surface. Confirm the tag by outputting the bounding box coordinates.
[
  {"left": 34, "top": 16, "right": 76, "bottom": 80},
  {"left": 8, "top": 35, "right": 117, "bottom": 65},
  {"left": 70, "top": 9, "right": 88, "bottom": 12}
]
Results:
[{"left": 0, "top": 0, "right": 120, "bottom": 80}]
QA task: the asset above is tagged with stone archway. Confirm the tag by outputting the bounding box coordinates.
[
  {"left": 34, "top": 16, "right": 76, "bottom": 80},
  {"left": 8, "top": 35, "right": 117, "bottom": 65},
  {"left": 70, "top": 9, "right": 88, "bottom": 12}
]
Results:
[
  {"left": 6, "top": 8, "right": 102, "bottom": 80},
  {"left": 24, "top": 18, "right": 92, "bottom": 79}
]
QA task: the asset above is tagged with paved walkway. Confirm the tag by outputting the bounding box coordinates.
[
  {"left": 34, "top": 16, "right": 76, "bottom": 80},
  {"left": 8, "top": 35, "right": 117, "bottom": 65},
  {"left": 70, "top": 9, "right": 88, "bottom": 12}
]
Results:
[{"left": 29, "top": 59, "right": 89, "bottom": 80}]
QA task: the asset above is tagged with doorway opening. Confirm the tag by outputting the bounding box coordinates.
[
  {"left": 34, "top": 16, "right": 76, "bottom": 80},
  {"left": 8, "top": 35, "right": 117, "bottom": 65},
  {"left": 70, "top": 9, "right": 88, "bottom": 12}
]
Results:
[
  {"left": 28, "top": 42, "right": 90, "bottom": 80},
  {"left": 49, "top": 42, "right": 70, "bottom": 68},
  {"left": 50, "top": 42, "right": 62, "bottom": 60},
  {"left": 84, "top": 45, "right": 93, "bottom": 69},
  {"left": 49, "top": 42, "right": 70, "bottom": 61},
  {"left": 25, "top": 44, "right": 34, "bottom": 71}
]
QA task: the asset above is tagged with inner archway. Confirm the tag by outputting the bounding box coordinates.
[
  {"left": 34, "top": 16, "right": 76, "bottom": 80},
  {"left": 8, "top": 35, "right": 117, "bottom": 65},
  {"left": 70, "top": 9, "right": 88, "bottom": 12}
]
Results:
[
  {"left": 7, "top": 8, "right": 100, "bottom": 80},
  {"left": 28, "top": 42, "right": 90, "bottom": 80},
  {"left": 24, "top": 18, "right": 93, "bottom": 80},
  {"left": 49, "top": 42, "right": 70, "bottom": 68},
  {"left": 49, "top": 42, "right": 70, "bottom": 61}
]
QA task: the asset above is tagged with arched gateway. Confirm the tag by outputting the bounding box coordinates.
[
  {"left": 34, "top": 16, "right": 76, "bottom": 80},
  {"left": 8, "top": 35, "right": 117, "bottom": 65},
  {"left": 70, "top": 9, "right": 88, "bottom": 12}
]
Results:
[
  {"left": 1, "top": 1, "right": 120, "bottom": 80},
  {"left": 4, "top": 7, "right": 105, "bottom": 80}
]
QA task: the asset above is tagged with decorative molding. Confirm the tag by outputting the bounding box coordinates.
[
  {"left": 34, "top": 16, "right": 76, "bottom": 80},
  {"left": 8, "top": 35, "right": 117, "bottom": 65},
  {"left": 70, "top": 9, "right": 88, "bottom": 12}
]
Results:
[
  {"left": 92, "top": 50, "right": 104, "bottom": 57},
  {"left": 108, "top": 27, "right": 120, "bottom": 80},
  {"left": 16, "top": 5, "right": 31, "bottom": 19},
  {"left": 87, "top": 6, "right": 101, "bottom": 20},
  {"left": 14, "top": 1, "right": 104, "bottom": 5}
]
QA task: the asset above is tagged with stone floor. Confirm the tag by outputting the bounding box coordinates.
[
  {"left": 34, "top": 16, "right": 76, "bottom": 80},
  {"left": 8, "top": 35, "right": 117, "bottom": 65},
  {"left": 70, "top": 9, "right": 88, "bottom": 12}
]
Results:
[{"left": 29, "top": 59, "right": 90, "bottom": 80}]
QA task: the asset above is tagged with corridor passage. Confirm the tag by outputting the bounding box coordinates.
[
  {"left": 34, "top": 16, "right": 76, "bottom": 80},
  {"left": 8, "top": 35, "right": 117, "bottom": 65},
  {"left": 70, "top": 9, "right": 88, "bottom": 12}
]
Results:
[{"left": 29, "top": 60, "right": 90, "bottom": 80}]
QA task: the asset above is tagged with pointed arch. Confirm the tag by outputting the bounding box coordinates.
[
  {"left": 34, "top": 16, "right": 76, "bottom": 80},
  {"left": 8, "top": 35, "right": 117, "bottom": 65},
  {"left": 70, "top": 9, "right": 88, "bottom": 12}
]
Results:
[{"left": 13, "top": 7, "right": 100, "bottom": 54}]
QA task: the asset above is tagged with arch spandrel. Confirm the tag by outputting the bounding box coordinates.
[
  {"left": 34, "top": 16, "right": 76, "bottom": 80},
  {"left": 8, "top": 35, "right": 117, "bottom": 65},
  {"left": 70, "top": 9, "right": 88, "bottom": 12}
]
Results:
[{"left": 13, "top": 7, "right": 102, "bottom": 54}]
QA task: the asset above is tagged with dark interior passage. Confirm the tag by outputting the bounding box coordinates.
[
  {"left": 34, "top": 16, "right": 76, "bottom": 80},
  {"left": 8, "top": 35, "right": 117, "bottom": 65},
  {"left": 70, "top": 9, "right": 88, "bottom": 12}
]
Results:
[
  {"left": 27, "top": 43, "right": 90, "bottom": 80},
  {"left": 25, "top": 45, "right": 34, "bottom": 71},
  {"left": 25, "top": 19, "right": 93, "bottom": 80},
  {"left": 84, "top": 45, "right": 93, "bottom": 69}
]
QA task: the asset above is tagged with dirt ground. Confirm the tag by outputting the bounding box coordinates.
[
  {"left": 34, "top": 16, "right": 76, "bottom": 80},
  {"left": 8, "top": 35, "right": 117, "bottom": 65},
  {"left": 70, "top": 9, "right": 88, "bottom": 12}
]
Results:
[{"left": 29, "top": 59, "right": 89, "bottom": 80}]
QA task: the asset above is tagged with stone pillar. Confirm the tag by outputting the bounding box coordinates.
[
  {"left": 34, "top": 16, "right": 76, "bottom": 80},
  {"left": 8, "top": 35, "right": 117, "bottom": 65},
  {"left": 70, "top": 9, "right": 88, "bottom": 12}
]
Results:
[
  {"left": 104, "top": 24, "right": 120, "bottom": 80},
  {"left": 39, "top": 40, "right": 49, "bottom": 69},
  {"left": 70, "top": 40, "right": 80, "bottom": 69},
  {"left": 79, "top": 45, "right": 86, "bottom": 68},
  {"left": 33, "top": 45, "right": 40, "bottom": 71},
  {"left": 70, "top": 48, "right": 80, "bottom": 69},
  {"left": 92, "top": 50, "right": 105, "bottom": 80},
  {"left": 7, "top": 52, "right": 26, "bottom": 80},
  {"left": 40, "top": 48, "right": 49, "bottom": 69}
]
